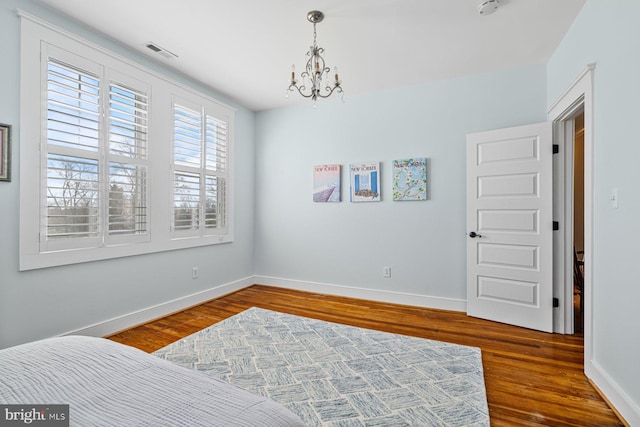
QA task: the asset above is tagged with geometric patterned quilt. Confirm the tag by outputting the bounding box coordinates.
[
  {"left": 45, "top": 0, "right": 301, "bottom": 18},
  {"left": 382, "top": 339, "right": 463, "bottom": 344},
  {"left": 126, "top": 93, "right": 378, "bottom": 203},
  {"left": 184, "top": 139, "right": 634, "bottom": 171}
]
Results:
[{"left": 153, "top": 307, "right": 489, "bottom": 426}]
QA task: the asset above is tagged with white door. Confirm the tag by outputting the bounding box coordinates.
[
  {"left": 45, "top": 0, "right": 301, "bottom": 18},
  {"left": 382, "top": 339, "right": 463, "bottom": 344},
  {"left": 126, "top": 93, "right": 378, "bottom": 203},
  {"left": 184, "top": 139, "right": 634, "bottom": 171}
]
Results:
[{"left": 466, "top": 122, "right": 554, "bottom": 332}]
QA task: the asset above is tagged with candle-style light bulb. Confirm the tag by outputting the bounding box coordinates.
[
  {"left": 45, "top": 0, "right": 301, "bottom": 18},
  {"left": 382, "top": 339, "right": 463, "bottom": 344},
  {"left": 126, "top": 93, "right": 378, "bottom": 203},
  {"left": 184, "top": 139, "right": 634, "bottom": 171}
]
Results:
[
  {"left": 334, "top": 66, "right": 339, "bottom": 84},
  {"left": 291, "top": 64, "right": 296, "bottom": 83}
]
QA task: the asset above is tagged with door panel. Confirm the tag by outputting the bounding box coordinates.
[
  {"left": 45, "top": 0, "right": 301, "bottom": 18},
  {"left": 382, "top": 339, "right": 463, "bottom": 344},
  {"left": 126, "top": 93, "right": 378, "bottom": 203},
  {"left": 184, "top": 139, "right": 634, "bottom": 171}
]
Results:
[
  {"left": 478, "top": 173, "right": 538, "bottom": 198},
  {"left": 477, "top": 136, "right": 539, "bottom": 164},
  {"left": 478, "top": 243, "right": 538, "bottom": 270},
  {"left": 478, "top": 209, "right": 538, "bottom": 233},
  {"left": 467, "top": 122, "right": 553, "bottom": 332},
  {"left": 477, "top": 276, "right": 538, "bottom": 306}
]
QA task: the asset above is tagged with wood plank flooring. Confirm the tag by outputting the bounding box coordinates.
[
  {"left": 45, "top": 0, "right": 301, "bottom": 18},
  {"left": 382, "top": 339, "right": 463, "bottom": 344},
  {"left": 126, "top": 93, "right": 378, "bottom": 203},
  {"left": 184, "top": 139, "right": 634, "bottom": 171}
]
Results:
[{"left": 108, "top": 285, "right": 625, "bottom": 426}]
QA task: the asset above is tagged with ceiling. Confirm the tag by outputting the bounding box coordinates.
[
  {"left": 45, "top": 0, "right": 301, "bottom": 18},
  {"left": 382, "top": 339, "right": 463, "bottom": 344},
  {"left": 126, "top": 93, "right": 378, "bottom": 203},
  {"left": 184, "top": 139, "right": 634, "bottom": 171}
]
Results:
[{"left": 34, "top": 0, "right": 585, "bottom": 112}]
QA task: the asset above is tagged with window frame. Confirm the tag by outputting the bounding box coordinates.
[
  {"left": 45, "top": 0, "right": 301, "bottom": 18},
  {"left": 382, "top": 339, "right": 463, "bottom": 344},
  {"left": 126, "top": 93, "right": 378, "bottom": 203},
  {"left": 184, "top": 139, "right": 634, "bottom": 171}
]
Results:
[{"left": 19, "top": 12, "right": 235, "bottom": 271}]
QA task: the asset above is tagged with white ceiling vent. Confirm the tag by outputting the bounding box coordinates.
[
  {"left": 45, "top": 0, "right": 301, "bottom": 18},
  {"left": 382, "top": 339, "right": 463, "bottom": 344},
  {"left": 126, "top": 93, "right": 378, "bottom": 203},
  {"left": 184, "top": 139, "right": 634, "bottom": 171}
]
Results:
[
  {"left": 145, "top": 42, "right": 178, "bottom": 59},
  {"left": 478, "top": 0, "right": 500, "bottom": 15}
]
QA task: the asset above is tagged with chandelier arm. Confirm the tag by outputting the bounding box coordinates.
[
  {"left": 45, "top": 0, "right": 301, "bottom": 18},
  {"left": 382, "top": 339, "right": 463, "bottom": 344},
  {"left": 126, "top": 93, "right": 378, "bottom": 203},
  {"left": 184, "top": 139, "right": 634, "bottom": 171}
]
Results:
[
  {"left": 288, "top": 83, "right": 314, "bottom": 99},
  {"left": 315, "top": 84, "right": 343, "bottom": 99}
]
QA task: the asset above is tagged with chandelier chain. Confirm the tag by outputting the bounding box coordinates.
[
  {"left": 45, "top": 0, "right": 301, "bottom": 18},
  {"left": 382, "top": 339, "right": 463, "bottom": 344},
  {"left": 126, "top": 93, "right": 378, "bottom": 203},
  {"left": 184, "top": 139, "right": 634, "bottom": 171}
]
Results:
[{"left": 313, "top": 23, "right": 317, "bottom": 46}]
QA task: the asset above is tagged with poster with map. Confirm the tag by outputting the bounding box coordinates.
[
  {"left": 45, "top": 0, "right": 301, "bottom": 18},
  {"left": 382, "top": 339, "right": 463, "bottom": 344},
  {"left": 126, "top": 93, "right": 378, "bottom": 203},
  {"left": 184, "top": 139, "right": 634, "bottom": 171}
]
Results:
[
  {"left": 350, "top": 162, "right": 380, "bottom": 202},
  {"left": 392, "top": 158, "right": 427, "bottom": 201},
  {"left": 313, "top": 164, "right": 341, "bottom": 202}
]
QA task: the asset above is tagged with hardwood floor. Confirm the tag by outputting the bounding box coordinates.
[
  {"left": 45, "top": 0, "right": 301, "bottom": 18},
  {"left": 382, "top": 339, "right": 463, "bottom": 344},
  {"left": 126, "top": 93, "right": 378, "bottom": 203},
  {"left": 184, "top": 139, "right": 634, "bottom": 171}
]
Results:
[{"left": 108, "top": 285, "right": 625, "bottom": 426}]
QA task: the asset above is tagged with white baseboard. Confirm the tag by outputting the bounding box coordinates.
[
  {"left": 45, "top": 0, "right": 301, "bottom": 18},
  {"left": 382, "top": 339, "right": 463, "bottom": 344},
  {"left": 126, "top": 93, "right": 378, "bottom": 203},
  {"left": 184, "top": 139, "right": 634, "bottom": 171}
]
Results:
[
  {"left": 586, "top": 359, "right": 639, "bottom": 426},
  {"left": 62, "top": 276, "right": 255, "bottom": 339},
  {"left": 255, "top": 276, "right": 467, "bottom": 313},
  {"left": 62, "top": 275, "right": 465, "bottom": 340}
]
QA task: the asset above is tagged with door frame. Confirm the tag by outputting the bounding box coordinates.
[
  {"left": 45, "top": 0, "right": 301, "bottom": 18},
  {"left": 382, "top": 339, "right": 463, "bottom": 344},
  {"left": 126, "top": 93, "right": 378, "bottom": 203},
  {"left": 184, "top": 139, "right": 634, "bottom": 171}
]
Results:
[{"left": 548, "top": 65, "right": 594, "bottom": 357}]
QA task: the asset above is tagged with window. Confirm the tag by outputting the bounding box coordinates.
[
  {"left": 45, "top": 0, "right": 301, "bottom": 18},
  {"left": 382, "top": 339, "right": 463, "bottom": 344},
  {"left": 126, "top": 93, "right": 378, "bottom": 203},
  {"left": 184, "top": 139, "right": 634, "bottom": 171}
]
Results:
[
  {"left": 172, "top": 102, "right": 228, "bottom": 236},
  {"left": 44, "top": 55, "right": 150, "bottom": 252},
  {"left": 19, "top": 14, "right": 234, "bottom": 270}
]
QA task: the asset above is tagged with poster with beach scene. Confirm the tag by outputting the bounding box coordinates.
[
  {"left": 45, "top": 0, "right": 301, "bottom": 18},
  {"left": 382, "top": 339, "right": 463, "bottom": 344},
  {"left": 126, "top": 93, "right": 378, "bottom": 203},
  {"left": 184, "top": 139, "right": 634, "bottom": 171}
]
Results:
[
  {"left": 313, "top": 164, "right": 341, "bottom": 202},
  {"left": 350, "top": 162, "right": 381, "bottom": 202},
  {"left": 392, "top": 158, "right": 427, "bottom": 201}
]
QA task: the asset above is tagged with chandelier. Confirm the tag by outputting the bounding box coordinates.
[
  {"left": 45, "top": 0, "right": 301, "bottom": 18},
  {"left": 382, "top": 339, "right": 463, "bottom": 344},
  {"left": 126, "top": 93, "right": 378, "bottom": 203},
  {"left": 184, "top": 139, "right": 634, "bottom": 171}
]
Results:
[{"left": 287, "top": 10, "right": 343, "bottom": 103}]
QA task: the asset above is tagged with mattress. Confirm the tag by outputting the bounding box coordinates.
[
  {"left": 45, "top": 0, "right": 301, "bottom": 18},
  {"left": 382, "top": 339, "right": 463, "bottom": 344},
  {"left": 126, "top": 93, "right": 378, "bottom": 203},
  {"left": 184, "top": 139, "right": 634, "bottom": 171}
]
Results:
[{"left": 0, "top": 336, "right": 305, "bottom": 426}]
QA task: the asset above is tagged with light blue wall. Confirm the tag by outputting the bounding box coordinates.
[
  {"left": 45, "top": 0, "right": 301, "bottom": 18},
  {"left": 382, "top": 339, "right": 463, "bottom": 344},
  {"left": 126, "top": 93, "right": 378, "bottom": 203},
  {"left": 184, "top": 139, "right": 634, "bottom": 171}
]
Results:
[
  {"left": 0, "top": 0, "right": 256, "bottom": 348},
  {"left": 548, "top": 0, "right": 640, "bottom": 412},
  {"left": 254, "top": 65, "right": 547, "bottom": 300}
]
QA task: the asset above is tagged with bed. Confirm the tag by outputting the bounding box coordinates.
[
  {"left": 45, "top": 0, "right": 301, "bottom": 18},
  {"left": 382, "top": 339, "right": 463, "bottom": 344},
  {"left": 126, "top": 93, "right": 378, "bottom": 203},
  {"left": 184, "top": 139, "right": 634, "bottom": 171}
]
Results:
[{"left": 0, "top": 336, "right": 305, "bottom": 426}]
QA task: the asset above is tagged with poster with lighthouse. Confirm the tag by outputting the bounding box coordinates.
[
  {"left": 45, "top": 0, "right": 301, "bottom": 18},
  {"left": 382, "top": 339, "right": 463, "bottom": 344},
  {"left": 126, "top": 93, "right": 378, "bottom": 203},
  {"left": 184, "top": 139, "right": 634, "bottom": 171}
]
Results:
[{"left": 349, "top": 161, "right": 380, "bottom": 202}]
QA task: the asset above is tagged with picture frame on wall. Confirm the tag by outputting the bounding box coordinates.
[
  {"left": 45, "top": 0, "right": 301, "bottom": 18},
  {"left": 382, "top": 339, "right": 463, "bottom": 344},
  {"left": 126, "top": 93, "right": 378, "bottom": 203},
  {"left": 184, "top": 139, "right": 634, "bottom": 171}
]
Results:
[
  {"left": 350, "top": 161, "right": 380, "bottom": 202},
  {"left": 313, "top": 164, "right": 341, "bottom": 202},
  {"left": 392, "top": 158, "right": 427, "bottom": 201},
  {"left": 0, "top": 123, "right": 11, "bottom": 182}
]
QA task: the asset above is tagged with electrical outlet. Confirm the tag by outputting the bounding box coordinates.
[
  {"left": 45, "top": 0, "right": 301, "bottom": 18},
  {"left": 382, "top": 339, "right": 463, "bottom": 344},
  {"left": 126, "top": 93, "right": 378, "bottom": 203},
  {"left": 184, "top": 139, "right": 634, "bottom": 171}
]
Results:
[
  {"left": 383, "top": 267, "right": 391, "bottom": 278},
  {"left": 192, "top": 267, "right": 199, "bottom": 279}
]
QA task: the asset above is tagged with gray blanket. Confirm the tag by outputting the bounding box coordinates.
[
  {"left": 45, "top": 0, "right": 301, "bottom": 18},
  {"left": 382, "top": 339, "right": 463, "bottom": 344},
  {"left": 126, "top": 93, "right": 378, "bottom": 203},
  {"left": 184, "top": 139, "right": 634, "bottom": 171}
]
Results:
[{"left": 0, "top": 336, "right": 304, "bottom": 426}]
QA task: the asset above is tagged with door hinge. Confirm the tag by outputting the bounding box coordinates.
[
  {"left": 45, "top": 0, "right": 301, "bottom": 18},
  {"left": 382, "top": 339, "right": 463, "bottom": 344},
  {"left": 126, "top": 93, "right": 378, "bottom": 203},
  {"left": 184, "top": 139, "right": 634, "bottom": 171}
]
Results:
[
  {"left": 553, "top": 297, "right": 559, "bottom": 308},
  {"left": 553, "top": 144, "right": 559, "bottom": 154},
  {"left": 553, "top": 221, "right": 559, "bottom": 231}
]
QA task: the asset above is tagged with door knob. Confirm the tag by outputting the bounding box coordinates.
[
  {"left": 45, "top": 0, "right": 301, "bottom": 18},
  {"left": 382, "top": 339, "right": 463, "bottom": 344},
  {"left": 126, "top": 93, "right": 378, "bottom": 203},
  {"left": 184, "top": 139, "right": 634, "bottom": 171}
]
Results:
[{"left": 468, "top": 231, "right": 482, "bottom": 238}]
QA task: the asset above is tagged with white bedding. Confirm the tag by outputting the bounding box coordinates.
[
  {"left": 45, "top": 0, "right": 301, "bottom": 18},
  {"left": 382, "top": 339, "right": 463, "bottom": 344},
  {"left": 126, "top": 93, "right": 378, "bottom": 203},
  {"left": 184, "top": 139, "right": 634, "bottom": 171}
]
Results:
[{"left": 0, "top": 336, "right": 305, "bottom": 426}]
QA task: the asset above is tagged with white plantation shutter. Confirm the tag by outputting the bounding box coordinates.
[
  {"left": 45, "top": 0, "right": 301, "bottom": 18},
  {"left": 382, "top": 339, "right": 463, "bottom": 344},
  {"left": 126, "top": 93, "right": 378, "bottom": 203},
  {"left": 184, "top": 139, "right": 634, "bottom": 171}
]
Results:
[
  {"left": 45, "top": 59, "right": 102, "bottom": 250},
  {"left": 205, "top": 115, "right": 227, "bottom": 172},
  {"left": 173, "top": 171, "right": 201, "bottom": 231},
  {"left": 43, "top": 52, "right": 150, "bottom": 251},
  {"left": 173, "top": 101, "right": 229, "bottom": 236},
  {"left": 108, "top": 162, "right": 147, "bottom": 237},
  {"left": 204, "top": 175, "right": 224, "bottom": 229},
  {"left": 174, "top": 105, "right": 202, "bottom": 169},
  {"left": 204, "top": 115, "right": 228, "bottom": 230},
  {"left": 107, "top": 79, "right": 149, "bottom": 240},
  {"left": 46, "top": 153, "right": 100, "bottom": 240},
  {"left": 173, "top": 105, "right": 202, "bottom": 232},
  {"left": 108, "top": 83, "right": 148, "bottom": 159},
  {"left": 46, "top": 61, "right": 100, "bottom": 153}
]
